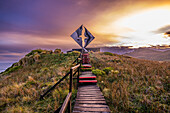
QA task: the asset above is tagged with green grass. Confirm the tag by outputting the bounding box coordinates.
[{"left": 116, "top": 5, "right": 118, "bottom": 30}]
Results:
[
  {"left": 90, "top": 52, "right": 170, "bottom": 113},
  {"left": 3, "top": 66, "right": 22, "bottom": 75},
  {"left": 0, "top": 49, "right": 80, "bottom": 113}
]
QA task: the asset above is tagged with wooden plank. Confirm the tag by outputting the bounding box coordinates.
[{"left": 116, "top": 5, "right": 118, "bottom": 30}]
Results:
[
  {"left": 78, "top": 88, "right": 99, "bottom": 90},
  {"left": 77, "top": 96, "right": 104, "bottom": 98},
  {"left": 80, "top": 73, "right": 94, "bottom": 75},
  {"left": 75, "top": 101, "right": 106, "bottom": 104},
  {"left": 73, "top": 111, "right": 101, "bottom": 113},
  {"left": 76, "top": 97, "right": 105, "bottom": 100},
  {"left": 76, "top": 98, "right": 105, "bottom": 101},
  {"left": 74, "top": 104, "right": 109, "bottom": 108},
  {"left": 77, "top": 95, "right": 103, "bottom": 98},
  {"left": 73, "top": 112, "right": 102, "bottom": 113},
  {"left": 78, "top": 91, "right": 102, "bottom": 93},
  {"left": 79, "top": 80, "right": 97, "bottom": 83},
  {"left": 79, "top": 76, "right": 95, "bottom": 78},
  {"left": 78, "top": 93, "right": 103, "bottom": 95},
  {"left": 74, "top": 107, "right": 110, "bottom": 112},
  {"left": 79, "top": 86, "right": 98, "bottom": 88},
  {"left": 78, "top": 93, "right": 102, "bottom": 95},
  {"left": 78, "top": 86, "right": 99, "bottom": 88},
  {"left": 78, "top": 90, "right": 101, "bottom": 92},
  {"left": 77, "top": 93, "right": 103, "bottom": 95},
  {"left": 71, "top": 64, "right": 80, "bottom": 70},
  {"left": 78, "top": 90, "right": 100, "bottom": 92},
  {"left": 59, "top": 92, "right": 72, "bottom": 113}
]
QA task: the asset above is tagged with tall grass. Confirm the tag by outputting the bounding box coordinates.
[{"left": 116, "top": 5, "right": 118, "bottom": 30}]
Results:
[
  {"left": 0, "top": 51, "right": 79, "bottom": 113},
  {"left": 90, "top": 52, "right": 170, "bottom": 112}
]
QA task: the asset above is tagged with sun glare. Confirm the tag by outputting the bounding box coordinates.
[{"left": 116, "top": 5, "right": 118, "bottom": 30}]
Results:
[
  {"left": 115, "top": 7, "right": 170, "bottom": 32},
  {"left": 100, "top": 6, "right": 170, "bottom": 46}
]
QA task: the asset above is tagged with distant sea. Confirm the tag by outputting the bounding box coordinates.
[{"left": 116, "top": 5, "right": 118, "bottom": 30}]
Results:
[{"left": 0, "top": 63, "right": 13, "bottom": 73}]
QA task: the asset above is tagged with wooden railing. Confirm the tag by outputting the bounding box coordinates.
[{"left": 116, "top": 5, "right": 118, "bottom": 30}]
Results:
[
  {"left": 59, "top": 64, "right": 80, "bottom": 113},
  {"left": 40, "top": 54, "right": 81, "bottom": 113}
]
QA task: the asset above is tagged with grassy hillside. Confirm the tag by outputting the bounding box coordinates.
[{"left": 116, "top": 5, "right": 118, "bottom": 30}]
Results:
[
  {"left": 0, "top": 50, "right": 169, "bottom": 112},
  {"left": 90, "top": 52, "right": 170, "bottom": 112},
  {"left": 125, "top": 48, "right": 170, "bottom": 61},
  {"left": 0, "top": 49, "right": 80, "bottom": 113}
]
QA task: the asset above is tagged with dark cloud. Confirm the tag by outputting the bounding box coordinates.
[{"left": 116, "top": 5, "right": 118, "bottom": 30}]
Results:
[
  {"left": 153, "top": 25, "right": 170, "bottom": 33},
  {"left": 0, "top": 0, "right": 170, "bottom": 63},
  {"left": 0, "top": 0, "right": 120, "bottom": 37},
  {"left": 164, "top": 31, "right": 170, "bottom": 37}
]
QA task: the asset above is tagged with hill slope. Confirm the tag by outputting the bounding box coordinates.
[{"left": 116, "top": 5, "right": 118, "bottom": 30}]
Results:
[
  {"left": 0, "top": 50, "right": 169, "bottom": 112},
  {"left": 90, "top": 52, "right": 170, "bottom": 112},
  {"left": 0, "top": 49, "right": 79, "bottom": 113},
  {"left": 125, "top": 48, "right": 170, "bottom": 61}
]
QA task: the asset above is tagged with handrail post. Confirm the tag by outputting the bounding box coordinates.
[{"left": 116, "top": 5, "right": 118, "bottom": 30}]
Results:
[
  {"left": 77, "top": 59, "right": 81, "bottom": 89},
  {"left": 68, "top": 68, "right": 73, "bottom": 113},
  {"left": 77, "top": 66, "right": 80, "bottom": 89}
]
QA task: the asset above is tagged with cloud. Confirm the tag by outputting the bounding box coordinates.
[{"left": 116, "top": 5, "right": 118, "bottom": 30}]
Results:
[
  {"left": 164, "top": 31, "right": 170, "bottom": 37},
  {"left": 0, "top": 0, "right": 170, "bottom": 63},
  {"left": 153, "top": 25, "right": 170, "bottom": 33}
]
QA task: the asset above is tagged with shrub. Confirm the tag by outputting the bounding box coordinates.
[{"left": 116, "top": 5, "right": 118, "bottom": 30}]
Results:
[
  {"left": 26, "top": 49, "right": 43, "bottom": 56},
  {"left": 103, "top": 52, "right": 114, "bottom": 56},
  {"left": 92, "top": 69, "right": 106, "bottom": 76},
  {"left": 54, "top": 49, "right": 61, "bottom": 54},
  {"left": 103, "top": 67, "right": 114, "bottom": 75},
  {"left": 113, "top": 70, "right": 119, "bottom": 74},
  {"left": 72, "top": 51, "right": 81, "bottom": 56},
  {"left": 111, "top": 59, "right": 122, "bottom": 63}
]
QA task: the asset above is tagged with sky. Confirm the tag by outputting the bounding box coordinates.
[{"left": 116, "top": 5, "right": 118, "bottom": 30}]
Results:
[{"left": 0, "top": 0, "right": 170, "bottom": 63}]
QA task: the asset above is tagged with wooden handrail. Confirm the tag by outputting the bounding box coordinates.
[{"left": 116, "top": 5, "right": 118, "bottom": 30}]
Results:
[
  {"left": 71, "top": 64, "right": 80, "bottom": 71},
  {"left": 59, "top": 92, "right": 72, "bottom": 113},
  {"left": 39, "top": 54, "right": 81, "bottom": 113},
  {"left": 40, "top": 55, "right": 81, "bottom": 100},
  {"left": 40, "top": 72, "right": 70, "bottom": 100}
]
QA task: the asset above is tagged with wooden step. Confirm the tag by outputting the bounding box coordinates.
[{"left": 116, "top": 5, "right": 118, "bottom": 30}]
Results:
[
  {"left": 79, "top": 80, "right": 97, "bottom": 83},
  {"left": 74, "top": 104, "right": 109, "bottom": 108},
  {"left": 75, "top": 100, "right": 106, "bottom": 104},
  {"left": 81, "top": 71, "right": 92, "bottom": 75},
  {"left": 73, "top": 107, "right": 110, "bottom": 112},
  {"left": 82, "top": 65, "right": 91, "bottom": 67},
  {"left": 79, "top": 76, "right": 96, "bottom": 79},
  {"left": 76, "top": 98, "right": 105, "bottom": 101}
]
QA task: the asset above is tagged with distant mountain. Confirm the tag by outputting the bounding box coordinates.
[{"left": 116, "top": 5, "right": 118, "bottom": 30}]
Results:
[
  {"left": 125, "top": 48, "right": 170, "bottom": 61},
  {"left": 100, "top": 47, "right": 134, "bottom": 55}
]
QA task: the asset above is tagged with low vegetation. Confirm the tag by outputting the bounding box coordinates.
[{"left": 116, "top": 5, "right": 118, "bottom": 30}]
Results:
[
  {"left": 0, "top": 50, "right": 169, "bottom": 112},
  {"left": 0, "top": 49, "right": 80, "bottom": 113},
  {"left": 90, "top": 52, "right": 170, "bottom": 112}
]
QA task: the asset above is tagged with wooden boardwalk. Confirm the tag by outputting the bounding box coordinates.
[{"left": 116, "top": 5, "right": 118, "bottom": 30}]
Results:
[{"left": 73, "top": 65, "right": 110, "bottom": 113}]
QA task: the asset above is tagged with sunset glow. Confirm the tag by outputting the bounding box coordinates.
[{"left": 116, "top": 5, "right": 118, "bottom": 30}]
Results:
[{"left": 0, "top": 0, "right": 170, "bottom": 62}]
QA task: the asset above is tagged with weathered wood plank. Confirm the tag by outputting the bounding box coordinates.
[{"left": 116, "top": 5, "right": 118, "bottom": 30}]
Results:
[
  {"left": 75, "top": 101, "right": 106, "bottom": 104},
  {"left": 74, "top": 104, "right": 109, "bottom": 108},
  {"left": 77, "top": 96, "right": 104, "bottom": 98},
  {"left": 76, "top": 97, "right": 105, "bottom": 99},
  {"left": 78, "top": 93, "right": 103, "bottom": 96},
  {"left": 59, "top": 92, "right": 72, "bottom": 113},
  {"left": 78, "top": 89, "right": 100, "bottom": 91},
  {"left": 76, "top": 98, "right": 105, "bottom": 101},
  {"left": 78, "top": 91, "right": 101, "bottom": 92},
  {"left": 78, "top": 92, "right": 102, "bottom": 94},
  {"left": 74, "top": 107, "right": 110, "bottom": 112},
  {"left": 73, "top": 111, "right": 102, "bottom": 113}
]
